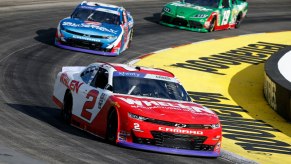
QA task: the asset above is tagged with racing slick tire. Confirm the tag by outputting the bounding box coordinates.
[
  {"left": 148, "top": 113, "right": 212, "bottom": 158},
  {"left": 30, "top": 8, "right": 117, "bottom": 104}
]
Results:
[
  {"left": 61, "top": 91, "right": 73, "bottom": 124},
  {"left": 127, "top": 28, "right": 134, "bottom": 49},
  {"left": 208, "top": 17, "right": 216, "bottom": 32},
  {"left": 235, "top": 13, "right": 242, "bottom": 28},
  {"left": 106, "top": 108, "right": 118, "bottom": 144}
]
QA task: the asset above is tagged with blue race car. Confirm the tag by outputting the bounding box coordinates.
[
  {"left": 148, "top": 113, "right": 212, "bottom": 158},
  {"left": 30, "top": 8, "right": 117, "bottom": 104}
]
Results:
[{"left": 55, "top": 1, "right": 134, "bottom": 56}]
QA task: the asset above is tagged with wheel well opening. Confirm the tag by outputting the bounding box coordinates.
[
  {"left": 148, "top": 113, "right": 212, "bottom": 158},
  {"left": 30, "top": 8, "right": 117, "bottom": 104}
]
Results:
[
  {"left": 237, "top": 12, "right": 242, "bottom": 20},
  {"left": 107, "top": 107, "right": 118, "bottom": 123},
  {"left": 106, "top": 107, "right": 118, "bottom": 143},
  {"left": 64, "top": 89, "right": 73, "bottom": 109}
]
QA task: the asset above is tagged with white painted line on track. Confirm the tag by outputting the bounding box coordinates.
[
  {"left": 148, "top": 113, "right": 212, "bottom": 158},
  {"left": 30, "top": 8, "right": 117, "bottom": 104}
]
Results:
[
  {"left": 153, "top": 48, "right": 173, "bottom": 53},
  {"left": 238, "top": 33, "right": 266, "bottom": 37},
  {"left": 127, "top": 59, "right": 141, "bottom": 65},
  {"left": 0, "top": 43, "right": 40, "bottom": 63},
  {"left": 191, "top": 39, "right": 215, "bottom": 44}
]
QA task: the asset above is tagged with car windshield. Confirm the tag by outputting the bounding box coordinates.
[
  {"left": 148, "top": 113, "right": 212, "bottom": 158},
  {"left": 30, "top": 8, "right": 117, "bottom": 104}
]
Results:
[
  {"left": 184, "top": 0, "right": 219, "bottom": 8},
  {"left": 113, "top": 76, "right": 191, "bottom": 101},
  {"left": 71, "top": 8, "right": 120, "bottom": 25}
]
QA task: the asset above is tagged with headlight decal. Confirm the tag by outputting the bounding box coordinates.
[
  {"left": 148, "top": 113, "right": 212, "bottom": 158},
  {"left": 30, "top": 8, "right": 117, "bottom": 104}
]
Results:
[{"left": 163, "top": 7, "right": 171, "bottom": 13}]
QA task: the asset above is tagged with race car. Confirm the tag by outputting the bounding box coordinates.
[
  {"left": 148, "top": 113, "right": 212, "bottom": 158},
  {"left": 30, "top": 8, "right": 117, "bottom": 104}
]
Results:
[
  {"left": 160, "top": 0, "right": 248, "bottom": 32},
  {"left": 52, "top": 62, "right": 222, "bottom": 157},
  {"left": 55, "top": 1, "right": 134, "bottom": 56}
]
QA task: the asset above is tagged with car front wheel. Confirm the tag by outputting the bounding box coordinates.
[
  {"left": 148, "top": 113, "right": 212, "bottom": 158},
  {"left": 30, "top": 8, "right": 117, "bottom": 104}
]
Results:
[
  {"left": 208, "top": 18, "right": 216, "bottom": 32},
  {"left": 61, "top": 91, "right": 72, "bottom": 124},
  {"left": 106, "top": 109, "right": 118, "bottom": 144},
  {"left": 235, "top": 14, "right": 242, "bottom": 28}
]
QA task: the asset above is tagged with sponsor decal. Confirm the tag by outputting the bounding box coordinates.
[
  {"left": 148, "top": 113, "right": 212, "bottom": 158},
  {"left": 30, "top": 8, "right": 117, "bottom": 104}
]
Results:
[
  {"left": 189, "top": 91, "right": 291, "bottom": 155},
  {"left": 60, "top": 73, "right": 83, "bottom": 94},
  {"left": 62, "top": 22, "right": 118, "bottom": 34},
  {"left": 113, "top": 72, "right": 146, "bottom": 78},
  {"left": 154, "top": 75, "right": 171, "bottom": 81},
  {"left": 84, "top": 21, "right": 102, "bottom": 26},
  {"left": 264, "top": 73, "right": 277, "bottom": 111},
  {"left": 158, "top": 127, "right": 203, "bottom": 135},
  {"left": 79, "top": 5, "right": 96, "bottom": 10},
  {"left": 172, "top": 42, "right": 288, "bottom": 75},
  {"left": 60, "top": 73, "right": 70, "bottom": 88},
  {"left": 170, "top": 2, "right": 212, "bottom": 11},
  {"left": 98, "top": 93, "right": 106, "bottom": 109},
  {"left": 95, "top": 7, "right": 120, "bottom": 15},
  {"left": 69, "top": 80, "right": 83, "bottom": 94},
  {"left": 118, "top": 97, "right": 215, "bottom": 115},
  {"left": 113, "top": 72, "right": 177, "bottom": 82}
]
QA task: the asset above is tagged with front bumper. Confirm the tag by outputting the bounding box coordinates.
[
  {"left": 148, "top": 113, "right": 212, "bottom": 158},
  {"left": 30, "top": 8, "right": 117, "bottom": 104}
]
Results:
[
  {"left": 160, "top": 14, "right": 208, "bottom": 33},
  {"left": 55, "top": 40, "right": 118, "bottom": 56},
  {"left": 117, "top": 141, "right": 220, "bottom": 157},
  {"left": 118, "top": 114, "right": 222, "bottom": 157}
]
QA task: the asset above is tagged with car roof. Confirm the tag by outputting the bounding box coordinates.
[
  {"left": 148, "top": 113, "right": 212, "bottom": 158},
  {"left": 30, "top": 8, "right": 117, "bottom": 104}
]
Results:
[
  {"left": 92, "top": 62, "right": 175, "bottom": 78},
  {"left": 80, "top": 1, "right": 124, "bottom": 12}
]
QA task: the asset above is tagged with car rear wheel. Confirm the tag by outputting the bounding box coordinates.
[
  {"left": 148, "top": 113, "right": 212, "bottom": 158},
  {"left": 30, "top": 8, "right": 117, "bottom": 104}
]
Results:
[
  {"left": 127, "top": 29, "right": 134, "bottom": 48},
  {"left": 61, "top": 91, "right": 72, "bottom": 124},
  {"left": 106, "top": 109, "right": 118, "bottom": 144},
  {"left": 235, "top": 14, "right": 242, "bottom": 28},
  {"left": 208, "top": 18, "right": 216, "bottom": 32}
]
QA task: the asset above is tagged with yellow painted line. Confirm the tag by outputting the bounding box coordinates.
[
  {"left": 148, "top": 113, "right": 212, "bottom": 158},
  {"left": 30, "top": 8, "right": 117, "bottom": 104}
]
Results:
[{"left": 133, "top": 31, "right": 291, "bottom": 164}]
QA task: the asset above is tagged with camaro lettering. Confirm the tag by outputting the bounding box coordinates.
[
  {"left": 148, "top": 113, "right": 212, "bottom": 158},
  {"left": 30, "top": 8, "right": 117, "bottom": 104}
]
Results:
[
  {"left": 72, "top": 35, "right": 101, "bottom": 42},
  {"left": 159, "top": 127, "right": 203, "bottom": 135},
  {"left": 118, "top": 97, "right": 214, "bottom": 114}
]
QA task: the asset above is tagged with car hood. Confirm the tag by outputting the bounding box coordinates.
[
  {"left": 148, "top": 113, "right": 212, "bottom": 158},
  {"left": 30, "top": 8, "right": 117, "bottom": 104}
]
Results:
[
  {"left": 60, "top": 18, "right": 122, "bottom": 37},
  {"left": 113, "top": 95, "right": 219, "bottom": 124},
  {"left": 167, "top": 2, "right": 214, "bottom": 19}
]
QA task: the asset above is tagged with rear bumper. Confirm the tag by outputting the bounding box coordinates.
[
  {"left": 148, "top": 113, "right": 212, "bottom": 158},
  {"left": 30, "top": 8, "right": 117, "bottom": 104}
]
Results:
[
  {"left": 55, "top": 40, "right": 118, "bottom": 56},
  {"left": 117, "top": 141, "right": 220, "bottom": 157}
]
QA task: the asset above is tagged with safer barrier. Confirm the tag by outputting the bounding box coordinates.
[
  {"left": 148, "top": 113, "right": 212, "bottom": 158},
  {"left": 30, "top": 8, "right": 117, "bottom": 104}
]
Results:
[{"left": 264, "top": 46, "right": 291, "bottom": 121}]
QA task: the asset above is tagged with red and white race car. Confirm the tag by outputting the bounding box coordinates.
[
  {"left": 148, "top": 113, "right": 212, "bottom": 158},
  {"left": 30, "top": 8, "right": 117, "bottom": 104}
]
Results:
[{"left": 52, "top": 62, "right": 222, "bottom": 157}]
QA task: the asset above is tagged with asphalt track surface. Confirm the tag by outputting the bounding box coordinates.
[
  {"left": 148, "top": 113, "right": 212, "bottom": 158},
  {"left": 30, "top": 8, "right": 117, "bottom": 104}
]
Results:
[{"left": 0, "top": 0, "right": 290, "bottom": 163}]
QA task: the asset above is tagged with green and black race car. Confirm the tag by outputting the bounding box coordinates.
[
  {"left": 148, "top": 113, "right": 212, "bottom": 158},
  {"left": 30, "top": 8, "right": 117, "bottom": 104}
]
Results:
[{"left": 160, "top": 0, "right": 248, "bottom": 32}]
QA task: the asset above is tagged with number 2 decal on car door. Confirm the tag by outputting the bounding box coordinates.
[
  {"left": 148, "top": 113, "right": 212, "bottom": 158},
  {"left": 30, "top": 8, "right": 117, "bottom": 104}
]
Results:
[{"left": 81, "top": 90, "right": 99, "bottom": 121}]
